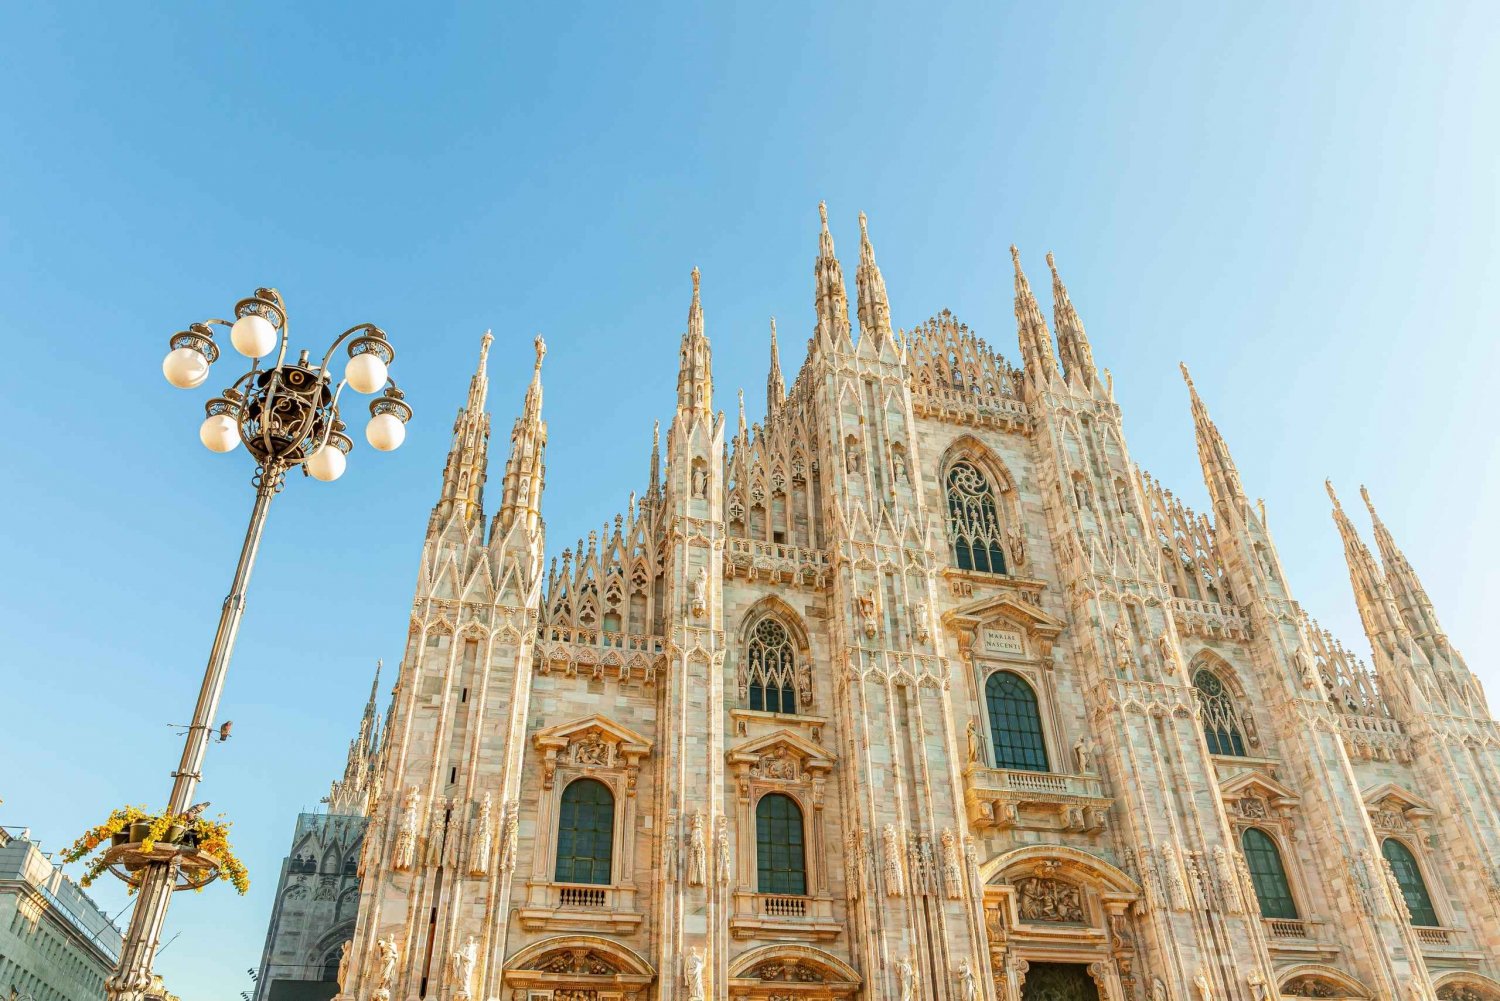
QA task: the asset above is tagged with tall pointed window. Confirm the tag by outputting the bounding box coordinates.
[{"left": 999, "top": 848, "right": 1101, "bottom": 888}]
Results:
[
  {"left": 1241, "top": 827, "right": 1297, "bottom": 919},
  {"left": 747, "top": 617, "right": 798, "bottom": 715},
  {"left": 1382, "top": 838, "right": 1439, "bottom": 926},
  {"left": 946, "top": 461, "right": 1008, "bottom": 574},
  {"left": 1193, "top": 669, "right": 1247, "bottom": 757},
  {"left": 555, "top": 778, "right": 614, "bottom": 885},
  {"left": 756, "top": 793, "right": 807, "bottom": 895},
  {"left": 985, "top": 671, "right": 1049, "bottom": 772}
]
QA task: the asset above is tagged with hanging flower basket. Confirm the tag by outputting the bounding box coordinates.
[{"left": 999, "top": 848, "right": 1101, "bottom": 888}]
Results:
[{"left": 63, "top": 807, "right": 250, "bottom": 895}]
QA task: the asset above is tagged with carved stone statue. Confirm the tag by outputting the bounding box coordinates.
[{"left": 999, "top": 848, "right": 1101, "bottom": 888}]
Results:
[
  {"left": 394, "top": 788, "right": 421, "bottom": 871},
  {"left": 883, "top": 824, "right": 905, "bottom": 897},
  {"left": 1212, "top": 846, "right": 1242, "bottom": 914},
  {"left": 1405, "top": 980, "right": 1427, "bottom": 1001},
  {"left": 911, "top": 602, "right": 931, "bottom": 643},
  {"left": 683, "top": 950, "right": 706, "bottom": 1001},
  {"left": 1112, "top": 619, "right": 1133, "bottom": 671},
  {"left": 1157, "top": 630, "right": 1179, "bottom": 675},
  {"left": 663, "top": 812, "right": 678, "bottom": 882},
  {"left": 451, "top": 935, "right": 477, "bottom": 1000},
  {"left": 691, "top": 567, "right": 708, "bottom": 618},
  {"left": 896, "top": 958, "right": 917, "bottom": 1001},
  {"left": 858, "top": 592, "right": 877, "bottom": 638},
  {"left": 470, "top": 794, "right": 493, "bottom": 876},
  {"left": 965, "top": 719, "right": 980, "bottom": 764},
  {"left": 716, "top": 815, "right": 732, "bottom": 885},
  {"left": 687, "top": 811, "right": 707, "bottom": 886},
  {"left": 1073, "top": 736, "right": 1093, "bottom": 774},
  {"left": 336, "top": 941, "right": 350, "bottom": 993},
  {"left": 691, "top": 464, "right": 708, "bottom": 498},
  {"left": 1007, "top": 525, "right": 1026, "bottom": 568},
  {"left": 1152, "top": 978, "right": 1169, "bottom": 1001},
  {"left": 499, "top": 801, "right": 518, "bottom": 872},
  {"left": 1015, "top": 875, "right": 1085, "bottom": 923},
  {"left": 1194, "top": 973, "right": 1213, "bottom": 1001},
  {"left": 956, "top": 958, "right": 978, "bottom": 1001},
  {"left": 940, "top": 828, "right": 964, "bottom": 899},
  {"left": 374, "top": 936, "right": 400, "bottom": 1000},
  {"left": 1246, "top": 972, "right": 1268, "bottom": 1001},
  {"left": 892, "top": 449, "right": 908, "bottom": 484}
]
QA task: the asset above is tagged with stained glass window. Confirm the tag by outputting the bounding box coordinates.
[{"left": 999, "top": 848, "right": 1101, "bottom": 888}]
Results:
[
  {"left": 1193, "top": 668, "right": 1247, "bottom": 757},
  {"left": 1241, "top": 827, "right": 1297, "bottom": 919},
  {"left": 946, "top": 461, "right": 1008, "bottom": 574},
  {"left": 986, "top": 670, "right": 1049, "bottom": 772},
  {"left": 555, "top": 778, "right": 614, "bottom": 885},
  {"left": 747, "top": 617, "right": 799, "bottom": 715},
  {"left": 756, "top": 793, "right": 807, "bottom": 895},
  {"left": 1382, "top": 838, "right": 1440, "bottom": 926}
]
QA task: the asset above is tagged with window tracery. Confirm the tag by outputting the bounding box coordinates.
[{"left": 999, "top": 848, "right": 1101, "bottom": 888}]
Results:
[
  {"left": 1193, "top": 668, "right": 1247, "bottom": 757},
  {"left": 743, "top": 615, "right": 805, "bottom": 714},
  {"left": 946, "top": 460, "right": 1008, "bottom": 575}
]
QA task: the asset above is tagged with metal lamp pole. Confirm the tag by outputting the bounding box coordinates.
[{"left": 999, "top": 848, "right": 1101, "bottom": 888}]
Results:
[{"left": 106, "top": 289, "right": 414, "bottom": 1001}]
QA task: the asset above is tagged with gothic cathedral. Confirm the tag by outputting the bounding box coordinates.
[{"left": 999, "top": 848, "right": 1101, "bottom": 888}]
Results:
[{"left": 326, "top": 205, "right": 1500, "bottom": 1001}]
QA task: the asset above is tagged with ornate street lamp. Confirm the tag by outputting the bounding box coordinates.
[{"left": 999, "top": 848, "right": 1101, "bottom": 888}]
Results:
[{"left": 105, "top": 289, "right": 413, "bottom": 1001}]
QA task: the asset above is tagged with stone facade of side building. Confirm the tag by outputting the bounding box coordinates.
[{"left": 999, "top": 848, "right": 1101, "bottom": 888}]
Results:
[
  {"left": 331, "top": 204, "right": 1500, "bottom": 1001},
  {"left": 254, "top": 665, "right": 389, "bottom": 1001}
]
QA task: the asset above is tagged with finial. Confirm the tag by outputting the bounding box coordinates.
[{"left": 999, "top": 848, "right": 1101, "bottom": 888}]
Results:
[
  {"left": 1046, "top": 251, "right": 1057, "bottom": 275},
  {"left": 653, "top": 419, "right": 660, "bottom": 447},
  {"left": 1359, "top": 484, "right": 1375, "bottom": 514},
  {"left": 859, "top": 210, "right": 868, "bottom": 238},
  {"left": 1010, "top": 245, "right": 1022, "bottom": 275},
  {"left": 738, "top": 388, "right": 746, "bottom": 427},
  {"left": 691, "top": 266, "right": 701, "bottom": 297},
  {"left": 533, "top": 334, "right": 546, "bottom": 370},
  {"left": 1325, "top": 479, "right": 1343, "bottom": 508},
  {"left": 769, "top": 316, "right": 778, "bottom": 344},
  {"left": 819, "top": 201, "right": 828, "bottom": 227}
]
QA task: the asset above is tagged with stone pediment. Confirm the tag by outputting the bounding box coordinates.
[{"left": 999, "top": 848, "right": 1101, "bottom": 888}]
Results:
[
  {"left": 533, "top": 714, "right": 652, "bottom": 759},
  {"left": 727, "top": 728, "right": 835, "bottom": 778},
  {"left": 944, "top": 593, "right": 1066, "bottom": 661},
  {"left": 1219, "top": 768, "right": 1300, "bottom": 808},
  {"left": 1361, "top": 781, "right": 1433, "bottom": 816}
]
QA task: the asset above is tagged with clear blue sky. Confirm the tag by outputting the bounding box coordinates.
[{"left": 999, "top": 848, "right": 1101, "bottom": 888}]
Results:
[{"left": 1, "top": 3, "right": 1497, "bottom": 997}]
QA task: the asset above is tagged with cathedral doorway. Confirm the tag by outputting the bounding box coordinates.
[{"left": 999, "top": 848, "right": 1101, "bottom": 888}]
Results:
[{"left": 1021, "top": 963, "right": 1100, "bottom": 1001}]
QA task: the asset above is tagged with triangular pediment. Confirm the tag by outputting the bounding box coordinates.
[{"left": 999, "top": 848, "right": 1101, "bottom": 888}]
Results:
[
  {"left": 727, "top": 728, "right": 835, "bottom": 772},
  {"left": 533, "top": 714, "right": 652, "bottom": 756},
  {"left": 1361, "top": 781, "right": 1433, "bottom": 816},
  {"left": 943, "top": 593, "right": 1066, "bottom": 638},
  {"left": 1219, "top": 768, "right": 1300, "bottom": 807}
]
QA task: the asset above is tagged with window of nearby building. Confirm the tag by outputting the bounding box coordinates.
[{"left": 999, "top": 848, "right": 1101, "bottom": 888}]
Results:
[
  {"left": 1241, "top": 827, "right": 1297, "bottom": 919},
  {"left": 554, "top": 778, "right": 614, "bottom": 885},
  {"left": 946, "top": 460, "right": 1008, "bottom": 574},
  {"left": 756, "top": 793, "right": 807, "bottom": 895},
  {"left": 746, "top": 617, "right": 798, "bottom": 715},
  {"left": 1382, "top": 837, "right": 1440, "bottom": 926},
  {"left": 1193, "top": 668, "right": 1247, "bottom": 756},
  {"left": 985, "top": 670, "right": 1049, "bottom": 772}
]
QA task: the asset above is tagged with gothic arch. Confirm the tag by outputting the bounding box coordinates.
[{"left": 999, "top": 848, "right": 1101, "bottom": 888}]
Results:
[
  {"left": 737, "top": 597, "right": 813, "bottom": 712},
  {"left": 728, "top": 944, "right": 862, "bottom": 998},
  {"left": 1433, "top": 971, "right": 1500, "bottom": 1000},
  {"left": 939, "top": 435, "right": 1024, "bottom": 573},
  {"left": 502, "top": 934, "right": 655, "bottom": 997},
  {"left": 979, "top": 844, "right": 1140, "bottom": 895},
  {"left": 1187, "top": 650, "right": 1261, "bottom": 755},
  {"left": 1275, "top": 963, "right": 1372, "bottom": 998}
]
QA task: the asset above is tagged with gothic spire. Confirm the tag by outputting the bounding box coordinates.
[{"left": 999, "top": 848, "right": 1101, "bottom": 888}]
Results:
[
  {"left": 1048, "top": 251, "right": 1097, "bottom": 389},
  {"left": 813, "top": 202, "right": 852, "bottom": 351},
  {"left": 648, "top": 420, "right": 661, "bottom": 499},
  {"left": 675, "top": 267, "right": 714, "bottom": 421},
  {"left": 766, "top": 317, "right": 785, "bottom": 415},
  {"left": 855, "top": 210, "right": 892, "bottom": 348},
  {"left": 1181, "top": 364, "right": 1248, "bottom": 514},
  {"left": 1327, "top": 480, "right": 1412, "bottom": 659},
  {"left": 737, "top": 388, "right": 747, "bottom": 443},
  {"left": 1011, "top": 247, "right": 1058, "bottom": 383},
  {"left": 431, "top": 330, "right": 494, "bottom": 532},
  {"left": 495, "top": 335, "right": 548, "bottom": 537},
  {"left": 359, "top": 658, "right": 382, "bottom": 750}
]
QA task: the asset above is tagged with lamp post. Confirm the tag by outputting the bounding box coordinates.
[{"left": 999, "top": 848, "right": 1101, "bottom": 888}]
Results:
[{"left": 105, "top": 289, "right": 414, "bottom": 1001}]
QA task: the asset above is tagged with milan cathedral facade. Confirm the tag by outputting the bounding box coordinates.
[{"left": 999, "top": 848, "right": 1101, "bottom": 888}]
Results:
[{"left": 325, "top": 205, "right": 1500, "bottom": 1001}]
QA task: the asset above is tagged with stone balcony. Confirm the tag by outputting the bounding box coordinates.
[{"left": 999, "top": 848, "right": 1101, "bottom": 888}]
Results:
[
  {"left": 533, "top": 626, "right": 669, "bottom": 686},
  {"left": 723, "top": 538, "right": 830, "bottom": 588},
  {"left": 910, "top": 385, "right": 1031, "bottom": 433},
  {"left": 1334, "top": 712, "right": 1412, "bottom": 763},
  {"left": 1168, "top": 597, "right": 1249, "bottom": 640},
  {"left": 963, "top": 765, "right": 1111, "bottom": 833},
  {"left": 729, "top": 891, "right": 842, "bottom": 941},
  {"left": 517, "top": 880, "right": 644, "bottom": 933}
]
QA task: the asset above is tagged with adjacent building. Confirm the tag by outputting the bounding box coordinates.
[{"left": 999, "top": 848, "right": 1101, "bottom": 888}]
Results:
[
  {"left": 328, "top": 206, "right": 1500, "bottom": 1000},
  {"left": 0, "top": 827, "right": 122, "bottom": 1001}
]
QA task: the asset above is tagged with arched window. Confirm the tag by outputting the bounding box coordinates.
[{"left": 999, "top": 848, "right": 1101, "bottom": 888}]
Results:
[
  {"left": 746, "top": 617, "right": 798, "bottom": 715},
  {"left": 1382, "top": 838, "right": 1439, "bottom": 926},
  {"left": 756, "top": 793, "right": 807, "bottom": 895},
  {"left": 1241, "top": 827, "right": 1297, "bottom": 919},
  {"left": 946, "top": 461, "right": 1008, "bottom": 575},
  {"left": 320, "top": 949, "right": 342, "bottom": 982},
  {"left": 555, "top": 778, "right": 614, "bottom": 885},
  {"left": 985, "top": 671, "right": 1049, "bottom": 772},
  {"left": 1193, "top": 668, "right": 1247, "bottom": 756}
]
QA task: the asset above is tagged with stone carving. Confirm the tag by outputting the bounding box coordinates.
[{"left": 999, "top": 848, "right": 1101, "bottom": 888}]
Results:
[
  {"left": 663, "top": 812, "right": 678, "bottom": 882},
  {"left": 1015, "top": 875, "right": 1085, "bottom": 922},
  {"left": 911, "top": 602, "right": 931, "bottom": 643},
  {"left": 374, "top": 936, "right": 399, "bottom": 1001},
  {"left": 1406, "top": 981, "right": 1428, "bottom": 1001},
  {"left": 941, "top": 828, "right": 964, "bottom": 899},
  {"left": 909, "top": 830, "right": 935, "bottom": 895},
  {"left": 687, "top": 811, "right": 707, "bottom": 886},
  {"left": 753, "top": 961, "right": 824, "bottom": 982},
  {"left": 451, "top": 936, "right": 477, "bottom": 1000},
  {"left": 892, "top": 448, "right": 909, "bottom": 484},
  {"left": 394, "top": 787, "right": 421, "bottom": 871},
  {"left": 691, "top": 463, "right": 708, "bottom": 498},
  {"left": 572, "top": 733, "right": 611, "bottom": 766},
  {"left": 336, "top": 941, "right": 350, "bottom": 993},
  {"left": 533, "top": 950, "right": 620, "bottom": 975},
  {"left": 845, "top": 436, "right": 862, "bottom": 474},
  {"left": 1161, "top": 844, "right": 1190, "bottom": 911},
  {"left": 1112, "top": 620, "right": 1133, "bottom": 672},
  {"left": 426, "top": 799, "right": 448, "bottom": 866},
  {"left": 1157, "top": 631, "right": 1179, "bottom": 675},
  {"left": 716, "top": 815, "right": 732, "bottom": 885},
  {"left": 956, "top": 959, "right": 978, "bottom": 1001},
  {"left": 1007, "top": 525, "right": 1027, "bottom": 568},
  {"left": 499, "top": 800, "right": 518, "bottom": 872},
  {"left": 1283, "top": 977, "right": 1339, "bottom": 998},
  {"left": 691, "top": 567, "right": 708, "bottom": 618},
  {"left": 683, "top": 950, "right": 706, "bottom": 1001},
  {"left": 1212, "top": 846, "right": 1242, "bottom": 914},
  {"left": 895, "top": 958, "right": 917, "bottom": 1001},
  {"left": 883, "top": 824, "right": 905, "bottom": 897},
  {"left": 1246, "top": 972, "right": 1268, "bottom": 1001},
  {"left": 798, "top": 662, "right": 813, "bottom": 706},
  {"left": 753, "top": 745, "right": 799, "bottom": 780},
  {"left": 1088, "top": 963, "right": 1113, "bottom": 1000},
  {"left": 1152, "top": 979, "right": 1169, "bottom": 1001},
  {"left": 470, "top": 794, "right": 492, "bottom": 876},
  {"left": 1194, "top": 973, "right": 1213, "bottom": 1001},
  {"left": 858, "top": 591, "right": 877, "bottom": 638},
  {"left": 965, "top": 719, "right": 980, "bottom": 764},
  {"left": 1073, "top": 735, "right": 1093, "bottom": 773}
]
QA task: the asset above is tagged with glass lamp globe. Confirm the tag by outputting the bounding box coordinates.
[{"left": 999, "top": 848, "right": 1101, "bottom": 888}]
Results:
[
  {"left": 345, "top": 352, "right": 388, "bottom": 394},
  {"left": 365, "top": 412, "right": 406, "bottom": 451},
  {"left": 163, "top": 347, "right": 210, "bottom": 389},
  {"left": 306, "top": 444, "right": 347, "bottom": 482},
  {"left": 230, "top": 314, "right": 277, "bottom": 359},
  {"left": 199, "top": 414, "right": 240, "bottom": 453}
]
